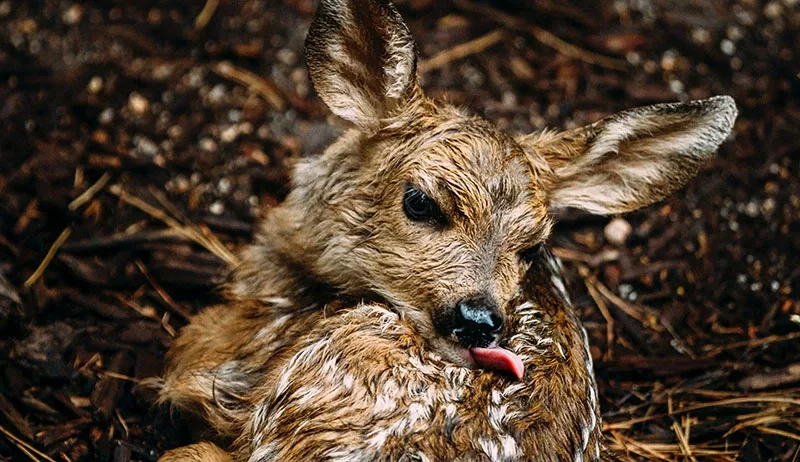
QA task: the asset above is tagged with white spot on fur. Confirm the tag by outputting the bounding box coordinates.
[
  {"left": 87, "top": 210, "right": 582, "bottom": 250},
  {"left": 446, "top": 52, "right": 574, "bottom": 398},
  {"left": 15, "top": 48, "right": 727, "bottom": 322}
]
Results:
[
  {"left": 551, "top": 274, "right": 571, "bottom": 303},
  {"left": 479, "top": 438, "right": 501, "bottom": 460},
  {"left": 366, "top": 428, "right": 390, "bottom": 451},
  {"left": 556, "top": 342, "right": 566, "bottom": 359},
  {"left": 373, "top": 392, "right": 398, "bottom": 416},
  {"left": 499, "top": 434, "right": 521, "bottom": 459},
  {"left": 407, "top": 402, "right": 431, "bottom": 423},
  {"left": 249, "top": 441, "right": 277, "bottom": 462},
  {"left": 342, "top": 373, "right": 355, "bottom": 391},
  {"left": 488, "top": 403, "right": 510, "bottom": 431},
  {"left": 515, "top": 301, "right": 535, "bottom": 311},
  {"left": 503, "top": 383, "right": 525, "bottom": 397},
  {"left": 275, "top": 338, "right": 329, "bottom": 398}
]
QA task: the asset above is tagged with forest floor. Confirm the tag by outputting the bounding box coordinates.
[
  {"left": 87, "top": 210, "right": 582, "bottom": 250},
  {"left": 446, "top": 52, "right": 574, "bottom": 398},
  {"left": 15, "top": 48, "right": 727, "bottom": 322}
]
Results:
[{"left": 0, "top": 0, "right": 798, "bottom": 460}]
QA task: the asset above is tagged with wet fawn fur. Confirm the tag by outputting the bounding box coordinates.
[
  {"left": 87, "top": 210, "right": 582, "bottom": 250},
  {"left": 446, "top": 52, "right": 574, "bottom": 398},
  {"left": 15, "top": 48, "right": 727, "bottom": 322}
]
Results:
[{"left": 154, "top": 0, "right": 736, "bottom": 460}]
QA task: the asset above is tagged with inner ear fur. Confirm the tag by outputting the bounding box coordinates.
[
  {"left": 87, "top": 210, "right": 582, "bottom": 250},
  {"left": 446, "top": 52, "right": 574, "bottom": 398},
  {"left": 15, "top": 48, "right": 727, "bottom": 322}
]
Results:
[
  {"left": 305, "top": 0, "right": 421, "bottom": 130},
  {"left": 521, "top": 96, "right": 738, "bottom": 215}
]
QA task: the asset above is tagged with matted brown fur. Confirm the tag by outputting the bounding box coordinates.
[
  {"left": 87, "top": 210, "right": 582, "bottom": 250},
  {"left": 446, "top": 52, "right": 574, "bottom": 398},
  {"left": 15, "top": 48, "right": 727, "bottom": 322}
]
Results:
[{"left": 153, "top": 0, "right": 736, "bottom": 460}]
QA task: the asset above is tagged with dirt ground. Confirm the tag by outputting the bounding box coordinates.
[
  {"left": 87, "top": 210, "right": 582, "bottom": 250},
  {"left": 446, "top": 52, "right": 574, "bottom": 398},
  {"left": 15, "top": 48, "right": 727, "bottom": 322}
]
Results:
[{"left": 0, "top": 0, "right": 798, "bottom": 460}]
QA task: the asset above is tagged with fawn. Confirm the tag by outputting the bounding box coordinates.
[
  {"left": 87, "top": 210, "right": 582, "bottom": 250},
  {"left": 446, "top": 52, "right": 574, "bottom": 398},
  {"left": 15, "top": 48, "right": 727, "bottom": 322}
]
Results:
[{"left": 154, "top": 0, "right": 737, "bottom": 460}]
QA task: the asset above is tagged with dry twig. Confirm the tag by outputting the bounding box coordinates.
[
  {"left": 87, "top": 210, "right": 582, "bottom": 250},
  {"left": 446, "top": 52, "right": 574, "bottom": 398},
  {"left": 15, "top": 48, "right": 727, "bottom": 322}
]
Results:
[
  {"left": 451, "top": 0, "right": 628, "bottom": 70},
  {"left": 23, "top": 227, "right": 72, "bottom": 288},
  {"left": 195, "top": 0, "right": 220, "bottom": 31},
  {"left": 68, "top": 172, "right": 111, "bottom": 211},
  {"left": 108, "top": 185, "right": 239, "bottom": 266},
  {"left": 419, "top": 30, "right": 506, "bottom": 74},
  {"left": 0, "top": 422, "right": 58, "bottom": 462},
  {"left": 134, "top": 260, "right": 192, "bottom": 321},
  {"left": 579, "top": 265, "right": 616, "bottom": 359},
  {"left": 212, "top": 61, "right": 286, "bottom": 110}
]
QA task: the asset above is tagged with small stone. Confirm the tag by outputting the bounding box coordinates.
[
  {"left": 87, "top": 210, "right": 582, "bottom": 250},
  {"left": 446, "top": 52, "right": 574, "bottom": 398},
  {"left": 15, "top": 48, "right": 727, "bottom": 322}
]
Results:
[
  {"left": 737, "top": 274, "right": 747, "bottom": 284},
  {"left": 720, "top": 39, "right": 736, "bottom": 56},
  {"left": 643, "top": 60, "right": 658, "bottom": 74},
  {"left": 660, "top": 50, "right": 679, "bottom": 71},
  {"left": 98, "top": 108, "right": 114, "bottom": 125},
  {"left": 726, "top": 25, "right": 745, "bottom": 41},
  {"left": 186, "top": 67, "right": 205, "bottom": 88},
  {"left": 761, "top": 197, "right": 776, "bottom": 215},
  {"left": 87, "top": 76, "right": 103, "bottom": 94},
  {"left": 669, "top": 79, "right": 685, "bottom": 94},
  {"left": 167, "top": 125, "right": 183, "bottom": 139},
  {"left": 691, "top": 28, "right": 710, "bottom": 45},
  {"left": 209, "top": 201, "right": 225, "bottom": 215},
  {"left": 764, "top": 1, "right": 783, "bottom": 18},
  {"left": 618, "top": 284, "right": 636, "bottom": 301},
  {"left": 140, "top": 305, "right": 158, "bottom": 318},
  {"left": 199, "top": 138, "right": 217, "bottom": 152},
  {"left": 134, "top": 135, "right": 159, "bottom": 157},
  {"left": 92, "top": 129, "right": 108, "bottom": 144},
  {"left": 604, "top": 217, "right": 632, "bottom": 245},
  {"left": 501, "top": 91, "right": 517, "bottom": 107},
  {"left": 220, "top": 125, "right": 239, "bottom": 143},
  {"left": 62, "top": 4, "right": 83, "bottom": 25},
  {"left": 277, "top": 49, "right": 297, "bottom": 66},
  {"left": 217, "top": 178, "right": 232, "bottom": 194},
  {"left": 744, "top": 200, "right": 760, "bottom": 217},
  {"left": 128, "top": 92, "right": 149, "bottom": 115},
  {"left": 173, "top": 175, "right": 190, "bottom": 193},
  {"left": 207, "top": 84, "right": 226, "bottom": 104},
  {"left": 153, "top": 64, "right": 172, "bottom": 80},
  {"left": 626, "top": 51, "right": 641, "bottom": 65}
]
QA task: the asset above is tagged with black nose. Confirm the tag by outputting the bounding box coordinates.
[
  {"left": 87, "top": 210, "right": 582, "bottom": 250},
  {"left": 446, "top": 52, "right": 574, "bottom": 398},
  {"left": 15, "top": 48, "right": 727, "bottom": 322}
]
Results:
[{"left": 452, "top": 298, "right": 503, "bottom": 348}]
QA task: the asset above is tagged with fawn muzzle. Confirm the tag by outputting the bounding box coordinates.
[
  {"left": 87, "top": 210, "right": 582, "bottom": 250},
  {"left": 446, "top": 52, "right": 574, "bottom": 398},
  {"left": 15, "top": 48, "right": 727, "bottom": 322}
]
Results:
[
  {"left": 437, "top": 297, "right": 525, "bottom": 380},
  {"left": 452, "top": 298, "right": 503, "bottom": 348}
]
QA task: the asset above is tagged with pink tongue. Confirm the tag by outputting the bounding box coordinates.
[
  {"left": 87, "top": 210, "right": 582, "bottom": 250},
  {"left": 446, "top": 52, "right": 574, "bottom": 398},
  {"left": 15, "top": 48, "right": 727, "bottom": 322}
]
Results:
[{"left": 469, "top": 347, "right": 524, "bottom": 380}]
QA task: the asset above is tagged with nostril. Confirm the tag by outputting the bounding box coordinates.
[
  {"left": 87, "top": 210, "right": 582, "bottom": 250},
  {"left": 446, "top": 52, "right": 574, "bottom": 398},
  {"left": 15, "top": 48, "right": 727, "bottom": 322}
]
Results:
[
  {"left": 456, "top": 299, "right": 503, "bottom": 334},
  {"left": 488, "top": 311, "right": 503, "bottom": 332}
]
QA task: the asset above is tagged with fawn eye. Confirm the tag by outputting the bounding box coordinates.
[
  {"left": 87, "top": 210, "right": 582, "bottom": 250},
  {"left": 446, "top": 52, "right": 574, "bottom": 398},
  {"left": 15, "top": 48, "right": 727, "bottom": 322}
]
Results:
[
  {"left": 403, "top": 185, "right": 443, "bottom": 224},
  {"left": 519, "top": 244, "right": 544, "bottom": 262}
]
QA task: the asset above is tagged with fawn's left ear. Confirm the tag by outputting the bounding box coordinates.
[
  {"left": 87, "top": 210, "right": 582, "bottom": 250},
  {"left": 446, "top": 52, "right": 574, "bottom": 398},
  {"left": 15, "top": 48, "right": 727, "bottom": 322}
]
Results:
[
  {"left": 521, "top": 96, "right": 737, "bottom": 215},
  {"left": 305, "top": 0, "right": 420, "bottom": 130}
]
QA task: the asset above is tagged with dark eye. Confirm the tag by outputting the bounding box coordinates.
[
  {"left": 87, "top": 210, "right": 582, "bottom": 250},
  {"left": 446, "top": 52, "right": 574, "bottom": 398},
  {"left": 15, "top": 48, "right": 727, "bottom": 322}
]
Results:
[
  {"left": 403, "top": 184, "right": 443, "bottom": 224},
  {"left": 519, "top": 244, "right": 544, "bottom": 262}
]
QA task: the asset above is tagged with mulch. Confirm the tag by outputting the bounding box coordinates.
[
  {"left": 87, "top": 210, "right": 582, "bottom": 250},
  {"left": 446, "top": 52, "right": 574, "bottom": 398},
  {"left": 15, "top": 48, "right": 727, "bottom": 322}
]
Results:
[{"left": 0, "top": 0, "right": 798, "bottom": 460}]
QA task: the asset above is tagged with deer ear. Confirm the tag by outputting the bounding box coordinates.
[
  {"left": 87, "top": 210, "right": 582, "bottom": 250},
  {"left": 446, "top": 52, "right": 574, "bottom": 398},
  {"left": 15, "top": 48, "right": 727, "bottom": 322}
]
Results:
[
  {"left": 523, "top": 96, "right": 737, "bottom": 215},
  {"left": 305, "top": 0, "right": 420, "bottom": 130}
]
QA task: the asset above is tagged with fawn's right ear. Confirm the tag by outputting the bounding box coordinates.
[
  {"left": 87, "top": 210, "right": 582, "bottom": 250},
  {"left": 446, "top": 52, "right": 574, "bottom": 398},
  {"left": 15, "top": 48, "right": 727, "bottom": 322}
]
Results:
[{"left": 305, "top": 0, "right": 420, "bottom": 130}]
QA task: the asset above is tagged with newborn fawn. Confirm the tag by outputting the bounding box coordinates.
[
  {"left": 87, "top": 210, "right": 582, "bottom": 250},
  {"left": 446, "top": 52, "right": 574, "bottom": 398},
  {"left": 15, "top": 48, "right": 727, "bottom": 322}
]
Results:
[{"left": 154, "top": 0, "right": 737, "bottom": 460}]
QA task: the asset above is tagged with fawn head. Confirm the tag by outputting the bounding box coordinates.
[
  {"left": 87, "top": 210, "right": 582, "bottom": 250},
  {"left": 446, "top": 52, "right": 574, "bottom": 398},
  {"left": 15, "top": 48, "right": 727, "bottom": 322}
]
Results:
[{"left": 257, "top": 0, "right": 736, "bottom": 373}]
